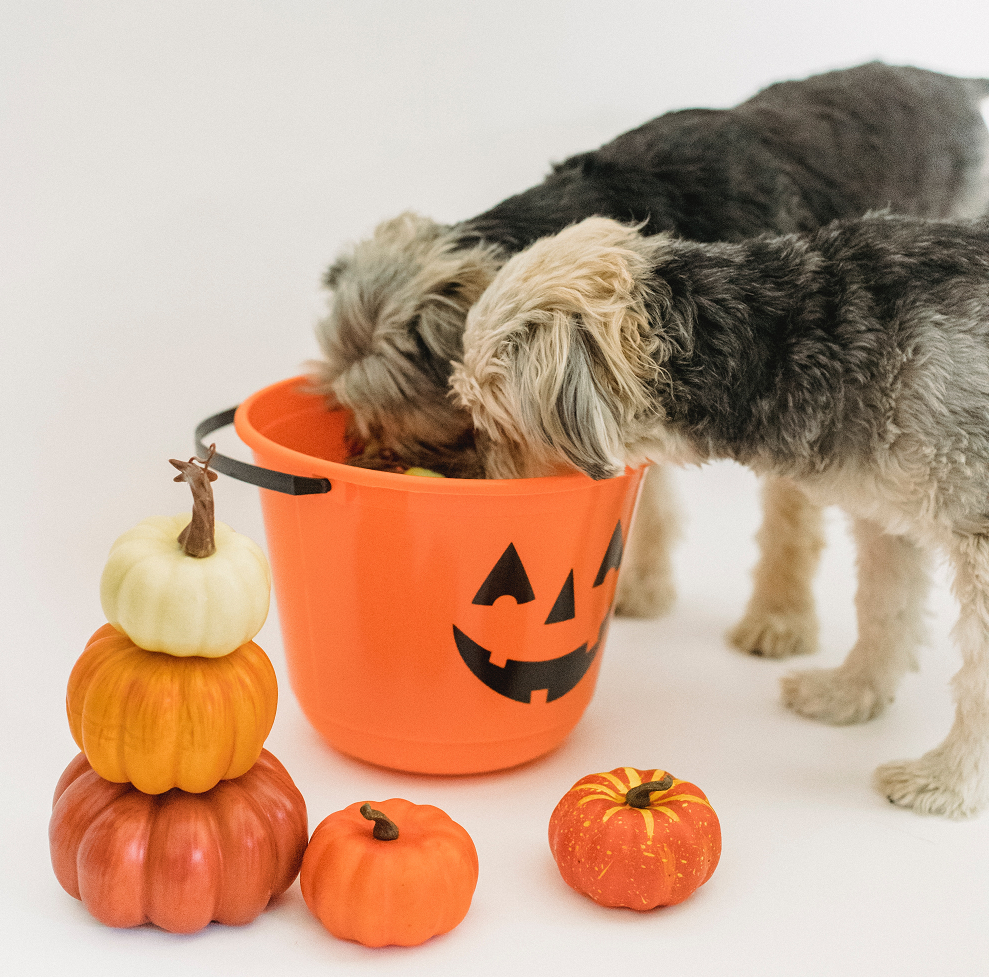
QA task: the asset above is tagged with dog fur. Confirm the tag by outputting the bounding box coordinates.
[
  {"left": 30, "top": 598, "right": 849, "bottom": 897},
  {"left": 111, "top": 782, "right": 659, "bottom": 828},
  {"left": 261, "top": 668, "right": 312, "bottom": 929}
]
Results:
[
  {"left": 311, "top": 62, "right": 989, "bottom": 634},
  {"left": 451, "top": 211, "right": 989, "bottom": 817}
]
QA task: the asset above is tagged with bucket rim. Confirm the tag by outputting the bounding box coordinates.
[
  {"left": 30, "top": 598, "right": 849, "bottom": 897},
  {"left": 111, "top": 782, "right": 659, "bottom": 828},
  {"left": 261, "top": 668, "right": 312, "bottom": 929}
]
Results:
[{"left": 233, "top": 375, "right": 644, "bottom": 497}]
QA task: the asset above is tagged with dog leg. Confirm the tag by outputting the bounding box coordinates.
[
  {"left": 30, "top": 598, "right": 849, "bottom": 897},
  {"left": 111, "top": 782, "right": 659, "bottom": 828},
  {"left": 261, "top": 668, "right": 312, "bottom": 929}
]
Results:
[
  {"left": 781, "top": 518, "right": 928, "bottom": 725},
  {"left": 615, "top": 463, "right": 680, "bottom": 618},
  {"left": 875, "top": 534, "right": 989, "bottom": 817},
  {"left": 727, "top": 476, "right": 824, "bottom": 657}
]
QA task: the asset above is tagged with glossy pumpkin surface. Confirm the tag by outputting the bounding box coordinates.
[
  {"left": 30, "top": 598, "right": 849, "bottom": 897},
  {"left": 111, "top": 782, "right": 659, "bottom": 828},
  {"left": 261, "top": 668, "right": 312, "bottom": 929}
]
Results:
[
  {"left": 67, "top": 623, "right": 277, "bottom": 794},
  {"left": 300, "top": 798, "right": 479, "bottom": 947},
  {"left": 49, "top": 749, "right": 308, "bottom": 934},
  {"left": 548, "top": 766, "right": 721, "bottom": 910},
  {"left": 100, "top": 513, "right": 271, "bottom": 657}
]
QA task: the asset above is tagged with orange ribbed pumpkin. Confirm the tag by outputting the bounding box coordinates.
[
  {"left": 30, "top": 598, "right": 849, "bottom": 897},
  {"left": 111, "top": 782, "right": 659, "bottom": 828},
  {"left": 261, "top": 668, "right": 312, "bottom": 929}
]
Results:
[
  {"left": 49, "top": 749, "right": 307, "bottom": 933},
  {"left": 300, "top": 798, "right": 478, "bottom": 947},
  {"left": 548, "top": 767, "right": 721, "bottom": 909},
  {"left": 66, "top": 623, "right": 277, "bottom": 794}
]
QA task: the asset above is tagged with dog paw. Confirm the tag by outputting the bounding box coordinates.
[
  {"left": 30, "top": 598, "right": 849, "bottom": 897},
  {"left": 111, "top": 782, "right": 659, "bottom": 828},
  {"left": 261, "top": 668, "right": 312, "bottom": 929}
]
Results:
[
  {"left": 780, "top": 666, "right": 891, "bottom": 725},
  {"left": 874, "top": 756, "right": 985, "bottom": 818},
  {"left": 614, "top": 568, "right": 676, "bottom": 619},
  {"left": 727, "top": 609, "right": 818, "bottom": 658}
]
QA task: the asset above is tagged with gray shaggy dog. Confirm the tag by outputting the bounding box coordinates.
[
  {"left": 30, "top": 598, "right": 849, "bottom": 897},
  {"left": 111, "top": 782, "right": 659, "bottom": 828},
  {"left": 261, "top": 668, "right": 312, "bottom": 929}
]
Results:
[
  {"left": 311, "top": 62, "right": 989, "bottom": 643},
  {"left": 451, "top": 211, "right": 989, "bottom": 818}
]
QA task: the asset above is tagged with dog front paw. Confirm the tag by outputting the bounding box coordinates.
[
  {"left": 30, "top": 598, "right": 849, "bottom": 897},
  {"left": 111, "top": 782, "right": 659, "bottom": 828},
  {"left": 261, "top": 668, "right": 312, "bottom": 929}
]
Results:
[
  {"left": 727, "top": 608, "right": 818, "bottom": 658},
  {"left": 874, "top": 755, "right": 986, "bottom": 818},
  {"left": 614, "top": 566, "right": 676, "bottom": 619},
  {"left": 780, "top": 666, "right": 892, "bottom": 725}
]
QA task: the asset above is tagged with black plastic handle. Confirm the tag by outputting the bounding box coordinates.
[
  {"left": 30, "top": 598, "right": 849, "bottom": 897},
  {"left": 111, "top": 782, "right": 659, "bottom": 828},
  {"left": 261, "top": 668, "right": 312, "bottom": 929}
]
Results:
[{"left": 194, "top": 408, "right": 332, "bottom": 496}]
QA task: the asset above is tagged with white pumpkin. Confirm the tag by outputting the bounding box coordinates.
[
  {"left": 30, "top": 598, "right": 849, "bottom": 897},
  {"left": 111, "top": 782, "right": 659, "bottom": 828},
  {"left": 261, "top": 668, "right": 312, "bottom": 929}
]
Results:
[
  {"left": 99, "top": 448, "right": 271, "bottom": 657},
  {"left": 100, "top": 515, "right": 271, "bottom": 657}
]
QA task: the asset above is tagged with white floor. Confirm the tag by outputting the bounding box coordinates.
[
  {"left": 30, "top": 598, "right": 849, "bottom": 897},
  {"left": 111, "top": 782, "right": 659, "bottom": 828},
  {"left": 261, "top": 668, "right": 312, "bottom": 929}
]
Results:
[{"left": 4, "top": 3, "right": 989, "bottom": 975}]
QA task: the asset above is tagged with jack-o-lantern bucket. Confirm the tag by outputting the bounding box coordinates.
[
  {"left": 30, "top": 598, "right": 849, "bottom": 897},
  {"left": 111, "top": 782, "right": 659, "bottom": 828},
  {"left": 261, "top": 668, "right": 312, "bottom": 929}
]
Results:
[{"left": 197, "top": 376, "right": 646, "bottom": 775}]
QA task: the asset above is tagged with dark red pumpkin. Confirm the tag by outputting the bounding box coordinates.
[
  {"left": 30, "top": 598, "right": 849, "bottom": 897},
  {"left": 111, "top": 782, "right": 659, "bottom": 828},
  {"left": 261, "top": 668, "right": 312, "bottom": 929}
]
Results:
[
  {"left": 548, "top": 766, "right": 721, "bottom": 909},
  {"left": 49, "top": 749, "right": 308, "bottom": 933}
]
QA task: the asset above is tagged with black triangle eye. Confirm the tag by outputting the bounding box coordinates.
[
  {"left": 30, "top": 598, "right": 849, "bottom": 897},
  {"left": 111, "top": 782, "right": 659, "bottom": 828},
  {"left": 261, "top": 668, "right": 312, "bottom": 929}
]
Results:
[
  {"left": 593, "top": 521, "right": 624, "bottom": 587},
  {"left": 473, "top": 543, "right": 535, "bottom": 605},
  {"left": 544, "top": 570, "right": 576, "bottom": 624}
]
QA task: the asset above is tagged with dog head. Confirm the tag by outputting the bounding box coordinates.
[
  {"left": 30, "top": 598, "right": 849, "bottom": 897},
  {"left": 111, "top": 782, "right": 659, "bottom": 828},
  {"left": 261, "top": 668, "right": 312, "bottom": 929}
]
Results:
[
  {"left": 452, "top": 217, "right": 676, "bottom": 480},
  {"left": 310, "top": 212, "right": 504, "bottom": 473}
]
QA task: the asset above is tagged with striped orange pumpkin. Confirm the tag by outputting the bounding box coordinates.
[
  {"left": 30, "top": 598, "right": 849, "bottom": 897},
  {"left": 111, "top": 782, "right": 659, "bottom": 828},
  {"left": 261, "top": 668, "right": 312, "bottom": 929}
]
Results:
[{"left": 548, "top": 766, "right": 721, "bottom": 909}]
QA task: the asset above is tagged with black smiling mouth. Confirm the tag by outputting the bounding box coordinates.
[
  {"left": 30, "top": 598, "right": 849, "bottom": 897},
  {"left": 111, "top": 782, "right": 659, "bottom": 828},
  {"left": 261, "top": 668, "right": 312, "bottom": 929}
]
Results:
[
  {"left": 453, "top": 523, "right": 624, "bottom": 704},
  {"left": 452, "top": 613, "right": 611, "bottom": 704}
]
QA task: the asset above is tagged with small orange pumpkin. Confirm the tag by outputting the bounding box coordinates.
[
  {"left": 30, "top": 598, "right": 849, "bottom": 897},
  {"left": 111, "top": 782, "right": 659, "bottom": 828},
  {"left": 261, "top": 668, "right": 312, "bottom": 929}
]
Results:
[
  {"left": 548, "top": 766, "right": 721, "bottom": 910},
  {"left": 66, "top": 623, "right": 278, "bottom": 794},
  {"left": 300, "top": 799, "right": 478, "bottom": 947},
  {"left": 49, "top": 749, "right": 308, "bottom": 934}
]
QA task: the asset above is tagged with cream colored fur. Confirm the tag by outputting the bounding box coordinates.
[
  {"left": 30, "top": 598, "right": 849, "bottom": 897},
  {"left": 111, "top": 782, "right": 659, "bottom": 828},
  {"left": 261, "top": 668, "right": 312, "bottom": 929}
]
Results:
[
  {"left": 727, "top": 477, "right": 825, "bottom": 657},
  {"left": 614, "top": 461, "right": 680, "bottom": 618}
]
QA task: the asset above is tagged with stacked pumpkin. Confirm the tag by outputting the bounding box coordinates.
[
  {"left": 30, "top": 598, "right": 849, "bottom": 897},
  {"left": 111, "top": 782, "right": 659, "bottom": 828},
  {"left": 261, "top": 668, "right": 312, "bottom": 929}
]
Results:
[{"left": 49, "top": 448, "right": 309, "bottom": 934}]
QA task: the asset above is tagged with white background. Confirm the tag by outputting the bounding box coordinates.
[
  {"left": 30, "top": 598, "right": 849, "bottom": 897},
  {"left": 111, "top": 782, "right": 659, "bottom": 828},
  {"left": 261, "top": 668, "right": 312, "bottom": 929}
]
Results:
[{"left": 3, "top": 2, "right": 989, "bottom": 975}]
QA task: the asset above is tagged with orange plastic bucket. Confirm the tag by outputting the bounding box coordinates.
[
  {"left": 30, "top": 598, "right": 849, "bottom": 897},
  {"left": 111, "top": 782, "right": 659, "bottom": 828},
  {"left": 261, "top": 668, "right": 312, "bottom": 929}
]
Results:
[{"left": 198, "top": 376, "right": 645, "bottom": 775}]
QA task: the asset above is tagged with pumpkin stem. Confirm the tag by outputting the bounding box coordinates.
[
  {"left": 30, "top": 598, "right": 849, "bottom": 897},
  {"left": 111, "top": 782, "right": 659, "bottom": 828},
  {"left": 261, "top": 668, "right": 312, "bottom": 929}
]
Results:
[
  {"left": 169, "top": 444, "right": 219, "bottom": 558},
  {"left": 625, "top": 775, "right": 675, "bottom": 809},
  {"left": 360, "top": 802, "right": 400, "bottom": 841}
]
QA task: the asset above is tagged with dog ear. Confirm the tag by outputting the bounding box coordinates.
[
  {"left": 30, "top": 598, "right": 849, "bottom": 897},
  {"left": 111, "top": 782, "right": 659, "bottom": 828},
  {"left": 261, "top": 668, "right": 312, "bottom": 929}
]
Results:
[
  {"left": 518, "top": 310, "right": 626, "bottom": 480},
  {"left": 413, "top": 249, "right": 502, "bottom": 366}
]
